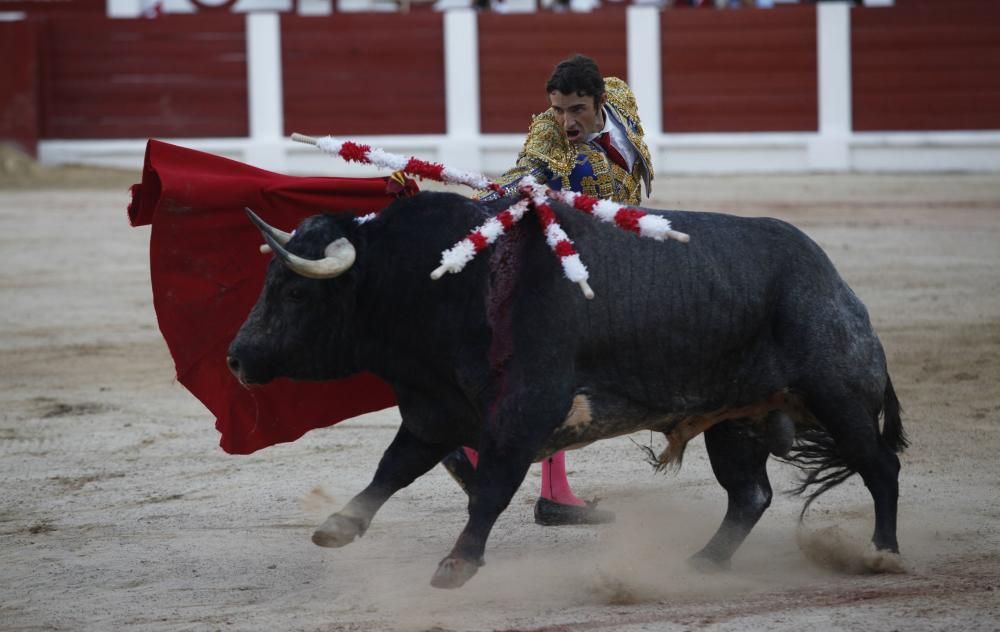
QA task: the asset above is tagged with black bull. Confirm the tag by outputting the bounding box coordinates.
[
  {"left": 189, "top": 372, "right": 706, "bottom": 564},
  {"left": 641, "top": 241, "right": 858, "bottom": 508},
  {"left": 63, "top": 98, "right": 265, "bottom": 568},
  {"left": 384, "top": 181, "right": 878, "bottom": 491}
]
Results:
[{"left": 227, "top": 191, "right": 906, "bottom": 589}]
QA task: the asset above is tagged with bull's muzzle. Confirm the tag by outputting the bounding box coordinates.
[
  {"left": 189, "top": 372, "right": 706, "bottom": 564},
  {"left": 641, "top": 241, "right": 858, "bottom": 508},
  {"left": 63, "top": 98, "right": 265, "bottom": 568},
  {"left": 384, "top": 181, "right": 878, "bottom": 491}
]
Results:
[{"left": 226, "top": 352, "right": 260, "bottom": 385}]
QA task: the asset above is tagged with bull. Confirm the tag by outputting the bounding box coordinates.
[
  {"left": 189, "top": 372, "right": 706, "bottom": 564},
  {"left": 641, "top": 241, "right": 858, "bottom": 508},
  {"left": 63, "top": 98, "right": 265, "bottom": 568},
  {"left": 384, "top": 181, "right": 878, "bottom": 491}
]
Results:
[{"left": 226, "top": 191, "right": 906, "bottom": 589}]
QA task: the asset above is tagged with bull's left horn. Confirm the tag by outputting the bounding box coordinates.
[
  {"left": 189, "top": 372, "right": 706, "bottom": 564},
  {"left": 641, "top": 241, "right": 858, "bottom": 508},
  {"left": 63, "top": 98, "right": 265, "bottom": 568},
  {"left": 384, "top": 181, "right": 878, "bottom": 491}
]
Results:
[
  {"left": 245, "top": 207, "right": 356, "bottom": 279},
  {"left": 245, "top": 207, "right": 293, "bottom": 246},
  {"left": 262, "top": 232, "right": 356, "bottom": 280}
]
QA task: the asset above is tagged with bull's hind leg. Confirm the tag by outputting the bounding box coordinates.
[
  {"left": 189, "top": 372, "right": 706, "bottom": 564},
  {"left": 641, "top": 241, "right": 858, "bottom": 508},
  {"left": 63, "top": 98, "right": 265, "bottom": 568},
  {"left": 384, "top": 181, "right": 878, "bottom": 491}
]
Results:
[
  {"left": 313, "top": 423, "right": 456, "bottom": 548},
  {"left": 862, "top": 447, "right": 901, "bottom": 554},
  {"left": 691, "top": 420, "right": 772, "bottom": 569},
  {"left": 808, "top": 395, "right": 901, "bottom": 554}
]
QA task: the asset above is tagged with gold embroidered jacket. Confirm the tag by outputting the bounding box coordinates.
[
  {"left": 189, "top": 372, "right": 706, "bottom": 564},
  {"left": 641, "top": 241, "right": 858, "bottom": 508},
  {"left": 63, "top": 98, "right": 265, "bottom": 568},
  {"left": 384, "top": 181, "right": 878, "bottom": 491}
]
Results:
[{"left": 484, "top": 77, "right": 653, "bottom": 205}]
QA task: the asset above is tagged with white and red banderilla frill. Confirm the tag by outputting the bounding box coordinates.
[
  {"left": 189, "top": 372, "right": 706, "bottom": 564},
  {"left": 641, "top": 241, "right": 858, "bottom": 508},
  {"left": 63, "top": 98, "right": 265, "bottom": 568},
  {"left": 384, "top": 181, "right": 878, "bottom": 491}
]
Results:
[{"left": 293, "top": 133, "right": 689, "bottom": 299}]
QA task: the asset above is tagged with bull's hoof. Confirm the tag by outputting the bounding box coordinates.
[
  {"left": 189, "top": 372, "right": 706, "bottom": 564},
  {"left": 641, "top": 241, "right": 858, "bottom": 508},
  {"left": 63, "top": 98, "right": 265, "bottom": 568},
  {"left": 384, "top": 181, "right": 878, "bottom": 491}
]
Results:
[
  {"left": 863, "top": 548, "right": 906, "bottom": 574},
  {"left": 430, "top": 556, "right": 483, "bottom": 589},
  {"left": 687, "top": 551, "right": 732, "bottom": 573},
  {"left": 312, "top": 513, "right": 366, "bottom": 548},
  {"left": 534, "top": 497, "right": 615, "bottom": 526}
]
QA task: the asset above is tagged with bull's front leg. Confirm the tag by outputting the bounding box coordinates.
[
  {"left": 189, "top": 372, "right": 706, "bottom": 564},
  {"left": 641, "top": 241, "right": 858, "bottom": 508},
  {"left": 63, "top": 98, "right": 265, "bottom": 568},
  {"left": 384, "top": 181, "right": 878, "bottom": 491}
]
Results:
[
  {"left": 430, "top": 392, "right": 569, "bottom": 589},
  {"left": 313, "top": 423, "right": 456, "bottom": 548}
]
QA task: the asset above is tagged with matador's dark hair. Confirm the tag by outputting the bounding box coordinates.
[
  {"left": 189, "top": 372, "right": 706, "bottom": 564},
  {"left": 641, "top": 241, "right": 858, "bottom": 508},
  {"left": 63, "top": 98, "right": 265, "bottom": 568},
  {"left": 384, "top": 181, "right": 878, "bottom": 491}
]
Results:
[{"left": 545, "top": 54, "right": 605, "bottom": 108}]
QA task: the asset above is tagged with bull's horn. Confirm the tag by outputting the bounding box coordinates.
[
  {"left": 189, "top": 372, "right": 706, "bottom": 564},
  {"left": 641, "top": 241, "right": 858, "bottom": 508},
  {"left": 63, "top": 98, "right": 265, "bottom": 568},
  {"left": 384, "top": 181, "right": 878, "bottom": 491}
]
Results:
[
  {"left": 245, "top": 207, "right": 355, "bottom": 279},
  {"left": 261, "top": 231, "right": 356, "bottom": 280},
  {"left": 245, "top": 207, "right": 293, "bottom": 246}
]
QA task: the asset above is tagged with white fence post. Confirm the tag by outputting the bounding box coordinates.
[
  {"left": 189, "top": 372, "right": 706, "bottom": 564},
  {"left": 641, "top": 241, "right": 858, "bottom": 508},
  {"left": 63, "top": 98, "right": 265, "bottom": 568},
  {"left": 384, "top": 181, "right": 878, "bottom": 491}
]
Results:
[
  {"left": 441, "top": 9, "right": 481, "bottom": 172},
  {"left": 245, "top": 12, "right": 286, "bottom": 171},
  {"left": 809, "top": 1, "right": 852, "bottom": 171},
  {"left": 106, "top": 0, "right": 142, "bottom": 17},
  {"left": 627, "top": 5, "right": 662, "bottom": 139},
  {"left": 628, "top": 5, "right": 662, "bottom": 184}
]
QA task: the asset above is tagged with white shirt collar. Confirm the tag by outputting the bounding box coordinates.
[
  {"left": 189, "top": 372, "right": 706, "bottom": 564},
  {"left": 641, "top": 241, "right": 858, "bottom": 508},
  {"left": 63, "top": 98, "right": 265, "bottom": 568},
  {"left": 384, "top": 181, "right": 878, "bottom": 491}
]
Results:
[
  {"left": 586, "top": 107, "right": 614, "bottom": 143},
  {"left": 587, "top": 105, "right": 637, "bottom": 171}
]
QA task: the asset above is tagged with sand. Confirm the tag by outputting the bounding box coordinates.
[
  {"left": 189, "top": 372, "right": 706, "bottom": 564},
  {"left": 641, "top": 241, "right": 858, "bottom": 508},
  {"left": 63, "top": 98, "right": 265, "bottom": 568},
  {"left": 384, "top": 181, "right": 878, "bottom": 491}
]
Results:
[{"left": 1, "top": 152, "right": 998, "bottom": 631}]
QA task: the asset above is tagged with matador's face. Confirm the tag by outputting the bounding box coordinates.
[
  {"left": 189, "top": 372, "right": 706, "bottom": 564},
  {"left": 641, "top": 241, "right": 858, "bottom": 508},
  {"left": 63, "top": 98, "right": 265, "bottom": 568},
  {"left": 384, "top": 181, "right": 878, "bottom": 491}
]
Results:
[{"left": 549, "top": 91, "right": 606, "bottom": 145}]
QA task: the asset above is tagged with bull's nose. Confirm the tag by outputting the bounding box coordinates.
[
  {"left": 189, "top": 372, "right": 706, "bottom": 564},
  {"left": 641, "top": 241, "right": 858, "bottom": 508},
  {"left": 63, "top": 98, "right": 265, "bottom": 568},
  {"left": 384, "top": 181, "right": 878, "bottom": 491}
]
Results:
[{"left": 226, "top": 355, "right": 241, "bottom": 376}]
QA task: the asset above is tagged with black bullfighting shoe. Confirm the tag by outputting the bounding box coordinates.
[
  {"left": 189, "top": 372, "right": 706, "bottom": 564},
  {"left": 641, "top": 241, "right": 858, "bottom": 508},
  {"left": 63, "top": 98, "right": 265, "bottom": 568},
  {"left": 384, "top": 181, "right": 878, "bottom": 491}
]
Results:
[
  {"left": 534, "top": 497, "right": 615, "bottom": 526},
  {"left": 441, "top": 448, "right": 476, "bottom": 495}
]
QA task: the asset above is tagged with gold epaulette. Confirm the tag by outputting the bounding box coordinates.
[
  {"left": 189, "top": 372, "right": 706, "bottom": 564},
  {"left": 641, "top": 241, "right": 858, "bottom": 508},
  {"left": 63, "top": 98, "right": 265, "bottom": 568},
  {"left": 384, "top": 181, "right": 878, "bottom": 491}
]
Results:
[
  {"left": 520, "top": 110, "right": 577, "bottom": 178},
  {"left": 604, "top": 77, "right": 641, "bottom": 124}
]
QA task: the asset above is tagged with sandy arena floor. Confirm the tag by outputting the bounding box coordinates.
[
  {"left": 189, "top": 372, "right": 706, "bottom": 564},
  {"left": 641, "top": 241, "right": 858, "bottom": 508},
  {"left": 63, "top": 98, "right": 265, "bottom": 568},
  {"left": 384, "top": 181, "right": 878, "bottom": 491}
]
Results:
[{"left": 1, "top": 158, "right": 998, "bottom": 631}]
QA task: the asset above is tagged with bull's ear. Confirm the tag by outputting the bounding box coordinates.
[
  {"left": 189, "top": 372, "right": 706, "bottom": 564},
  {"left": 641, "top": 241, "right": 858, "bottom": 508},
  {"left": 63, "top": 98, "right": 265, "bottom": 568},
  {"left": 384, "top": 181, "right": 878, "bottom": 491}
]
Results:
[{"left": 271, "top": 236, "right": 357, "bottom": 280}]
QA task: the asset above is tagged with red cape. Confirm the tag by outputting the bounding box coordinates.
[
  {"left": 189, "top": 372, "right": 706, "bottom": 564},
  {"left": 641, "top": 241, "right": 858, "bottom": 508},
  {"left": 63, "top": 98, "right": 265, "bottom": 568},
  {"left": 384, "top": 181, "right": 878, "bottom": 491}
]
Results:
[{"left": 128, "top": 140, "right": 405, "bottom": 454}]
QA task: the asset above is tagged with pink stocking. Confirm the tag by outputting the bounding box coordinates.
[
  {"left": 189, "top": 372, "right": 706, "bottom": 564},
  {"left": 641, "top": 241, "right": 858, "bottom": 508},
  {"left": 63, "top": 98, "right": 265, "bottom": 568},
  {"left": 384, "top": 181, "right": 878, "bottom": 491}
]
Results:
[
  {"left": 462, "top": 448, "right": 585, "bottom": 506},
  {"left": 462, "top": 446, "right": 479, "bottom": 468},
  {"left": 540, "top": 450, "right": 585, "bottom": 506}
]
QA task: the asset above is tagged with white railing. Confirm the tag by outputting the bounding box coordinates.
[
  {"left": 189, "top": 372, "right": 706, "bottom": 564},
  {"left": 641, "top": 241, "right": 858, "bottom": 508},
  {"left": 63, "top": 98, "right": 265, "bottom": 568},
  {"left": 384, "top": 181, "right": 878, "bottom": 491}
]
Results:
[{"left": 41, "top": 3, "right": 1000, "bottom": 176}]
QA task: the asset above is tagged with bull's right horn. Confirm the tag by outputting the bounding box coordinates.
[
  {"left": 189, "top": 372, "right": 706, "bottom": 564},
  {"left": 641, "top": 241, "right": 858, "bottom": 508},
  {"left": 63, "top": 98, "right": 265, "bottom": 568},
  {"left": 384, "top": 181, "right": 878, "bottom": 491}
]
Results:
[{"left": 245, "top": 207, "right": 293, "bottom": 253}]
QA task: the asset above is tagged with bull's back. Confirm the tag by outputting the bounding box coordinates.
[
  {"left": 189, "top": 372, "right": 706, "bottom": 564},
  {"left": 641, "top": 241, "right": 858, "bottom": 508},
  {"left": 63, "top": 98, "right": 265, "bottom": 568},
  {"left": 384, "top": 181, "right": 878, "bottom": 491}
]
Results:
[
  {"left": 551, "top": 207, "right": 857, "bottom": 410},
  {"left": 379, "top": 194, "right": 875, "bottom": 413}
]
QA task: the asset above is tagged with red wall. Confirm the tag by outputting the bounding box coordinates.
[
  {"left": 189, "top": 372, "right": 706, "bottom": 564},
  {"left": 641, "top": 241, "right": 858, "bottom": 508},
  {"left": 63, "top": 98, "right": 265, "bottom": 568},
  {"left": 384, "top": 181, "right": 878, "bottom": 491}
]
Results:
[
  {"left": 661, "top": 5, "right": 818, "bottom": 133},
  {"left": 0, "top": 19, "right": 40, "bottom": 156},
  {"left": 0, "top": 0, "right": 105, "bottom": 14},
  {"left": 39, "top": 15, "right": 248, "bottom": 139},
  {"left": 4, "top": 3, "right": 1000, "bottom": 147},
  {"left": 852, "top": 1, "right": 1000, "bottom": 131},
  {"left": 478, "top": 12, "right": 627, "bottom": 134},
  {"left": 281, "top": 14, "right": 446, "bottom": 136}
]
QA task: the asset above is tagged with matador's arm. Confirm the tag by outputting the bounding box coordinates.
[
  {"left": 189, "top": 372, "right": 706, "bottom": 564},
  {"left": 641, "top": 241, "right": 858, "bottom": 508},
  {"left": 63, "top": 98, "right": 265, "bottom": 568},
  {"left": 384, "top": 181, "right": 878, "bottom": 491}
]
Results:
[{"left": 476, "top": 111, "right": 575, "bottom": 201}]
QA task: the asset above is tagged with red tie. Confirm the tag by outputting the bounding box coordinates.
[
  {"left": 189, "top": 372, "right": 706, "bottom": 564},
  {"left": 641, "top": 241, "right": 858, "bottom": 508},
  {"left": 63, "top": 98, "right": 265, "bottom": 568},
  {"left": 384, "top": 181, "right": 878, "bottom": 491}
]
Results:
[{"left": 596, "top": 132, "right": 629, "bottom": 172}]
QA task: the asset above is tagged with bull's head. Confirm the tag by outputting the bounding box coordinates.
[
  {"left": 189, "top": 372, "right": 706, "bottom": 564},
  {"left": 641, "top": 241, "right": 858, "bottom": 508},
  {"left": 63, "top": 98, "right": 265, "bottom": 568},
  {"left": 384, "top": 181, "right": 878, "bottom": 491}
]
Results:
[{"left": 227, "top": 209, "right": 361, "bottom": 385}]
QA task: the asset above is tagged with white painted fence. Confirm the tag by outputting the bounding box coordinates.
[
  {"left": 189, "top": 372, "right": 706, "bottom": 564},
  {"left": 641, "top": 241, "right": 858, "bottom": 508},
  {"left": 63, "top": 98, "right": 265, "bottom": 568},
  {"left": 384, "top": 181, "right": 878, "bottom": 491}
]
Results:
[{"left": 41, "top": 3, "right": 1000, "bottom": 176}]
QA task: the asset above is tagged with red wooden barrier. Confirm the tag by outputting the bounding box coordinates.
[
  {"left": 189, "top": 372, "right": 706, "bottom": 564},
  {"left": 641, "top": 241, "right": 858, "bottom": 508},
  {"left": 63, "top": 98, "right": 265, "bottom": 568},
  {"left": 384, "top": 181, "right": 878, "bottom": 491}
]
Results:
[
  {"left": 281, "top": 14, "right": 446, "bottom": 136},
  {"left": 852, "top": 1, "right": 1000, "bottom": 131},
  {"left": 0, "top": 19, "right": 40, "bottom": 156},
  {"left": 478, "top": 12, "right": 628, "bottom": 134},
  {"left": 8, "top": 5, "right": 1000, "bottom": 145},
  {"left": 0, "top": 0, "right": 105, "bottom": 14},
  {"left": 661, "top": 5, "right": 817, "bottom": 133},
  {"left": 39, "top": 15, "right": 248, "bottom": 139}
]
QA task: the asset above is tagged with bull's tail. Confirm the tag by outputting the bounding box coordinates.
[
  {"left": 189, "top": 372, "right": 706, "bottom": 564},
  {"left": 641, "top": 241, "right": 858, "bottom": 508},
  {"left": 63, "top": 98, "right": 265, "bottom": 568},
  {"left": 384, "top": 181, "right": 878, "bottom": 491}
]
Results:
[
  {"left": 879, "top": 374, "right": 908, "bottom": 453},
  {"left": 782, "top": 375, "right": 906, "bottom": 519}
]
